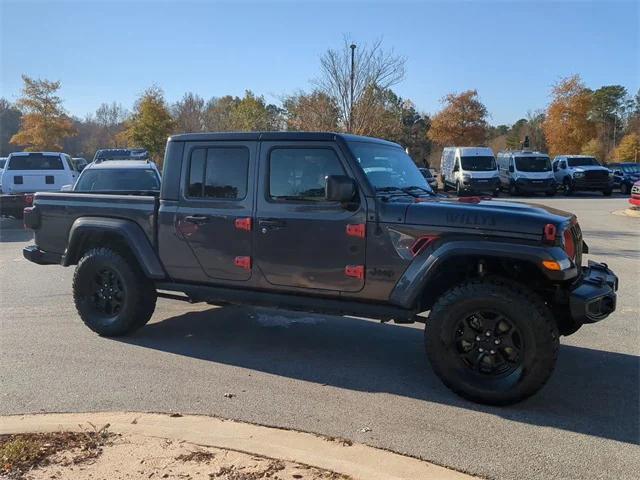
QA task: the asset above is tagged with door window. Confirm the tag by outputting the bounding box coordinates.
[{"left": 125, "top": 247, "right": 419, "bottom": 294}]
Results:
[
  {"left": 268, "top": 148, "right": 345, "bottom": 201},
  {"left": 187, "top": 147, "right": 249, "bottom": 199}
]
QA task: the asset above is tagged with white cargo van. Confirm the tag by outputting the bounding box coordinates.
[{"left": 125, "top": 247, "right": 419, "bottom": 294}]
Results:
[
  {"left": 440, "top": 147, "right": 499, "bottom": 195},
  {"left": 0, "top": 152, "right": 78, "bottom": 195},
  {"left": 496, "top": 151, "right": 556, "bottom": 196}
]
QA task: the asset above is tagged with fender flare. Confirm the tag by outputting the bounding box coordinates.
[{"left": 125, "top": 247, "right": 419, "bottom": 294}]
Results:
[
  {"left": 63, "top": 216, "right": 165, "bottom": 279},
  {"left": 389, "top": 240, "right": 576, "bottom": 309}
]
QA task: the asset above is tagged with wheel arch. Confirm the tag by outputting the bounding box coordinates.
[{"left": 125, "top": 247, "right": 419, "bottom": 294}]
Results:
[
  {"left": 63, "top": 217, "right": 166, "bottom": 279},
  {"left": 389, "top": 240, "right": 575, "bottom": 311}
]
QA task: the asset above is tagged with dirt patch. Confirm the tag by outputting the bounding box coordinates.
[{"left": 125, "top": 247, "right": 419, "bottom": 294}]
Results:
[
  {"left": 8, "top": 432, "right": 350, "bottom": 480},
  {"left": 0, "top": 424, "right": 113, "bottom": 479}
]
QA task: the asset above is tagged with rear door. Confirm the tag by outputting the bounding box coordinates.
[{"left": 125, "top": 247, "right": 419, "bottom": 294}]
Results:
[
  {"left": 254, "top": 141, "right": 366, "bottom": 292},
  {"left": 175, "top": 141, "right": 256, "bottom": 282}
]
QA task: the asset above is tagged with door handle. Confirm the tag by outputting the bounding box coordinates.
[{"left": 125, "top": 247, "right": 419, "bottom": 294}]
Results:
[
  {"left": 184, "top": 215, "right": 209, "bottom": 224},
  {"left": 259, "top": 219, "right": 286, "bottom": 232}
]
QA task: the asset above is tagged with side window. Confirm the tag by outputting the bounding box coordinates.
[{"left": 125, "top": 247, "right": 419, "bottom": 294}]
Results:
[
  {"left": 269, "top": 148, "right": 345, "bottom": 202},
  {"left": 186, "top": 147, "right": 249, "bottom": 199},
  {"left": 560, "top": 161, "right": 567, "bottom": 169}
]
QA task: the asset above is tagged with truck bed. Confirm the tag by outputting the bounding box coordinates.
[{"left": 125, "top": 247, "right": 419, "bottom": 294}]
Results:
[{"left": 31, "top": 192, "right": 158, "bottom": 256}]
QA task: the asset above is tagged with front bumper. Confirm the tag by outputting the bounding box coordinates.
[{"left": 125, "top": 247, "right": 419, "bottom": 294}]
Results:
[
  {"left": 571, "top": 177, "right": 614, "bottom": 191},
  {"left": 23, "top": 245, "right": 62, "bottom": 266},
  {"left": 569, "top": 261, "right": 618, "bottom": 324},
  {"left": 515, "top": 179, "right": 556, "bottom": 193},
  {"left": 462, "top": 178, "right": 500, "bottom": 193}
]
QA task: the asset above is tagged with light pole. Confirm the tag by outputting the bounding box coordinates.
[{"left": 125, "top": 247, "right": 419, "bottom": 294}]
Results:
[{"left": 350, "top": 43, "right": 356, "bottom": 132}]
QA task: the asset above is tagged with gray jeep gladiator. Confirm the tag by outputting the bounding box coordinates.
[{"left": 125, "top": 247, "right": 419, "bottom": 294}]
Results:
[{"left": 23, "top": 132, "right": 618, "bottom": 405}]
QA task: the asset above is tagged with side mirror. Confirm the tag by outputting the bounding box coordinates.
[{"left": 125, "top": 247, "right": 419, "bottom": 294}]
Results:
[
  {"left": 453, "top": 164, "right": 460, "bottom": 172},
  {"left": 508, "top": 165, "right": 514, "bottom": 173},
  {"left": 61, "top": 184, "right": 73, "bottom": 192},
  {"left": 325, "top": 175, "right": 356, "bottom": 203}
]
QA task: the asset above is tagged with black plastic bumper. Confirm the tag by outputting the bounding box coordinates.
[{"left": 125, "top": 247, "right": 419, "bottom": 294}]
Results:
[
  {"left": 23, "top": 245, "right": 62, "bottom": 266},
  {"left": 569, "top": 261, "right": 618, "bottom": 324},
  {"left": 462, "top": 178, "right": 500, "bottom": 193}
]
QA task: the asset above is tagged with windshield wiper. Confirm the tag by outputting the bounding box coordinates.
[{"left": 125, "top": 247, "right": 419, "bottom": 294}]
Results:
[{"left": 401, "top": 186, "right": 436, "bottom": 197}]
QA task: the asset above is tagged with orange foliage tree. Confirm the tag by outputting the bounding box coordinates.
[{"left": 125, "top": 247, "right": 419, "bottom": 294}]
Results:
[
  {"left": 542, "top": 75, "right": 595, "bottom": 157},
  {"left": 428, "top": 90, "right": 488, "bottom": 146}
]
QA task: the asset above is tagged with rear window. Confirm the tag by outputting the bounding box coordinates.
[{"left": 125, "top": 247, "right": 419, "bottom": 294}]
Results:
[
  {"left": 8, "top": 154, "right": 64, "bottom": 170},
  {"left": 75, "top": 168, "right": 160, "bottom": 191},
  {"left": 186, "top": 147, "right": 249, "bottom": 199}
]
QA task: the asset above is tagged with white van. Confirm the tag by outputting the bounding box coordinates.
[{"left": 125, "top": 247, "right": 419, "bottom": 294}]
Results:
[
  {"left": 0, "top": 152, "right": 78, "bottom": 195},
  {"left": 496, "top": 151, "right": 556, "bottom": 196},
  {"left": 440, "top": 147, "right": 499, "bottom": 195}
]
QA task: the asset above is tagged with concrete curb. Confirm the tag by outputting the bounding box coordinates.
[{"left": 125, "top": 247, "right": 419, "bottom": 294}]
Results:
[{"left": 0, "top": 412, "right": 475, "bottom": 480}]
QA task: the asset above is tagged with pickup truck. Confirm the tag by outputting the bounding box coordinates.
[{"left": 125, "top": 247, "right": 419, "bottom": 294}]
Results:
[{"left": 22, "top": 132, "right": 619, "bottom": 405}]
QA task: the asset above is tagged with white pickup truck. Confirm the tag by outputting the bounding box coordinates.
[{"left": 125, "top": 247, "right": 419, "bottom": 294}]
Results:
[{"left": 0, "top": 151, "right": 78, "bottom": 218}]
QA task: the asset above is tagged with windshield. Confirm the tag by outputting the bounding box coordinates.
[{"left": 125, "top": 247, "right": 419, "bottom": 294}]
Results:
[
  {"left": 94, "top": 149, "right": 149, "bottom": 161},
  {"left": 347, "top": 142, "right": 431, "bottom": 192},
  {"left": 620, "top": 164, "right": 640, "bottom": 174},
  {"left": 460, "top": 156, "right": 496, "bottom": 171},
  {"left": 515, "top": 156, "right": 551, "bottom": 172},
  {"left": 8, "top": 154, "right": 64, "bottom": 170},
  {"left": 75, "top": 168, "right": 160, "bottom": 191},
  {"left": 568, "top": 157, "right": 599, "bottom": 167}
]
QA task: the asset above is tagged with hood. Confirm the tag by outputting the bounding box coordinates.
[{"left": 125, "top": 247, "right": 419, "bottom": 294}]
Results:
[
  {"left": 402, "top": 197, "right": 573, "bottom": 236},
  {"left": 572, "top": 165, "right": 610, "bottom": 172}
]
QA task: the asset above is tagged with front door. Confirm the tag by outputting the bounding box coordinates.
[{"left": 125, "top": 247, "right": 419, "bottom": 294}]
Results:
[
  {"left": 254, "top": 142, "right": 366, "bottom": 292},
  {"left": 176, "top": 141, "right": 256, "bottom": 282}
]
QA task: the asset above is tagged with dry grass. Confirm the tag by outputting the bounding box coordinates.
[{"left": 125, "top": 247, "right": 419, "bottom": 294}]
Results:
[{"left": 0, "top": 424, "right": 112, "bottom": 478}]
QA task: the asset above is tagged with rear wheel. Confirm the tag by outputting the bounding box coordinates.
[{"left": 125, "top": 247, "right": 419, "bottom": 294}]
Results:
[
  {"left": 73, "top": 247, "right": 157, "bottom": 336},
  {"left": 425, "top": 278, "right": 559, "bottom": 405}
]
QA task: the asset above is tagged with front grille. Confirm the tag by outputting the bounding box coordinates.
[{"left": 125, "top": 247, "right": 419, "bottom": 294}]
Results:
[
  {"left": 570, "top": 223, "right": 583, "bottom": 267},
  {"left": 585, "top": 170, "right": 608, "bottom": 180}
]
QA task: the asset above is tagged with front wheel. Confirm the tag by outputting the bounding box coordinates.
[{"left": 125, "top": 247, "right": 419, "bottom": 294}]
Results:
[
  {"left": 425, "top": 278, "right": 559, "bottom": 405},
  {"left": 73, "top": 247, "right": 157, "bottom": 336},
  {"left": 621, "top": 183, "right": 630, "bottom": 195}
]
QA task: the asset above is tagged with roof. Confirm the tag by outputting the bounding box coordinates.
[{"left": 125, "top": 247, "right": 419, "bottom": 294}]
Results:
[
  {"left": 8, "top": 151, "right": 65, "bottom": 157},
  {"left": 168, "top": 131, "right": 401, "bottom": 147},
  {"left": 498, "top": 150, "right": 548, "bottom": 156},
  {"left": 85, "top": 160, "right": 156, "bottom": 170}
]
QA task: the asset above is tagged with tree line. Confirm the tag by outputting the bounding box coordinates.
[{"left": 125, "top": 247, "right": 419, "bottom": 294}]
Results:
[{"left": 1, "top": 39, "right": 638, "bottom": 167}]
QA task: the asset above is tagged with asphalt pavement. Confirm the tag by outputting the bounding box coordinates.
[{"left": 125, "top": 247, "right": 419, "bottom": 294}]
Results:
[{"left": 1, "top": 194, "right": 638, "bottom": 480}]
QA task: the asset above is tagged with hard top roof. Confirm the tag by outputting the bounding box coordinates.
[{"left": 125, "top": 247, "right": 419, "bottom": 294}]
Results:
[
  {"left": 85, "top": 160, "right": 156, "bottom": 170},
  {"left": 168, "top": 131, "right": 401, "bottom": 147}
]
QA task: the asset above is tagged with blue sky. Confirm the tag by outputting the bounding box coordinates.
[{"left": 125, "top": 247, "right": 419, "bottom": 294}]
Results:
[{"left": 1, "top": 0, "right": 638, "bottom": 125}]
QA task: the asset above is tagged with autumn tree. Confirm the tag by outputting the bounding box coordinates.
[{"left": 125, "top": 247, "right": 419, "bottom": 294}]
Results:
[
  {"left": 542, "top": 75, "right": 595, "bottom": 156},
  {"left": 0, "top": 98, "right": 21, "bottom": 155},
  {"left": 10, "top": 75, "right": 76, "bottom": 151},
  {"left": 230, "top": 91, "right": 281, "bottom": 131},
  {"left": 122, "top": 86, "right": 173, "bottom": 165},
  {"left": 172, "top": 92, "right": 205, "bottom": 133},
  {"left": 204, "top": 96, "right": 239, "bottom": 131},
  {"left": 315, "top": 37, "right": 406, "bottom": 133},
  {"left": 428, "top": 90, "right": 489, "bottom": 146},
  {"left": 581, "top": 138, "right": 606, "bottom": 161},
  {"left": 283, "top": 91, "right": 339, "bottom": 131},
  {"left": 613, "top": 133, "right": 639, "bottom": 162}
]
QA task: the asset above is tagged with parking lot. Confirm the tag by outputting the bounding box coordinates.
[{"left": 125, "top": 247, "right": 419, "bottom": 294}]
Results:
[{"left": 1, "top": 193, "right": 638, "bottom": 480}]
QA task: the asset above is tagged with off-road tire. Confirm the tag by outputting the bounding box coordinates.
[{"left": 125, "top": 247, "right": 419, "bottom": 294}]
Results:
[
  {"left": 425, "top": 277, "right": 559, "bottom": 405},
  {"left": 73, "top": 247, "right": 157, "bottom": 336}
]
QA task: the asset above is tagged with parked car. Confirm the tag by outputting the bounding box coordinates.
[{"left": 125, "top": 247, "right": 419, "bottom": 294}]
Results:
[
  {"left": 0, "top": 157, "right": 6, "bottom": 192},
  {"left": 629, "top": 180, "right": 640, "bottom": 207},
  {"left": 23, "top": 132, "right": 618, "bottom": 406},
  {"left": 0, "top": 151, "right": 79, "bottom": 218},
  {"left": 496, "top": 150, "right": 556, "bottom": 196},
  {"left": 64, "top": 160, "right": 161, "bottom": 193},
  {"left": 608, "top": 162, "right": 640, "bottom": 195},
  {"left": 440, "top": 147, "right": 500, "bottom": 196},
  {"left": 72, "top": 157, "right": 89, "bottom": 172},
  {"left": 419, "top": 167, "right": 438, "bottom": 192},
  {"left": 93, "top": 148, "right": 150, "bottom": 162},
  {"left": 551, "top": 155, "right": 614, "bottom": 196}
]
